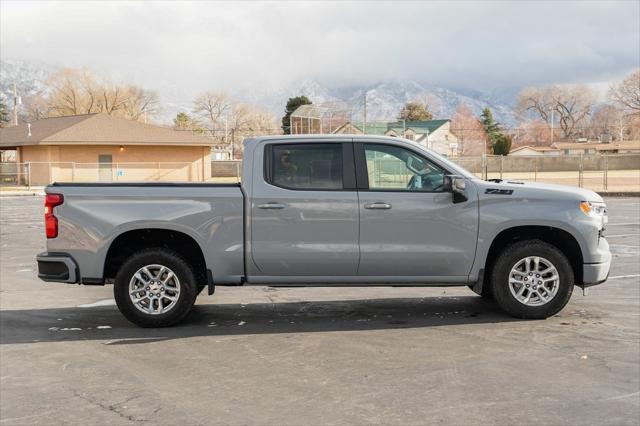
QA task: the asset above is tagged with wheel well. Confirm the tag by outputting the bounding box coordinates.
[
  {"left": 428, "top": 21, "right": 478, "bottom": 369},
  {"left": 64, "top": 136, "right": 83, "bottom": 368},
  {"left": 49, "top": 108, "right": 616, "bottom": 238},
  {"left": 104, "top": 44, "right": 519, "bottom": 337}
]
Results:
[
  {"left": 484, "top": 226, "right": 583, "bottom": 285},
  {"left": 104, "top": 229, "right": 207, "bottom": 283}
]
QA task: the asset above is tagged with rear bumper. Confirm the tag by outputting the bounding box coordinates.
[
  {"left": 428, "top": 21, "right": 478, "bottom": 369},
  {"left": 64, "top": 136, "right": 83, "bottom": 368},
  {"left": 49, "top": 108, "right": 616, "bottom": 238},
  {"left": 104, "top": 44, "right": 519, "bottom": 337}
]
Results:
[{"left": 37, "top": 252, "right": 79, "bottom": 283}]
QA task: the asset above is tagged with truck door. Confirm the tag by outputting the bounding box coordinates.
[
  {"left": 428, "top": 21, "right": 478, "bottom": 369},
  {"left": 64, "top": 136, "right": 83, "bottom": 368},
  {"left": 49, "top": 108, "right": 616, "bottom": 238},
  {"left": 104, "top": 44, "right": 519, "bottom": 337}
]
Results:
[
  {"left": 355, "top": 142, "right": 478, "bottom": 280},
  {"left": 250, "top": 141, "right": 359, "bottom": 277}
]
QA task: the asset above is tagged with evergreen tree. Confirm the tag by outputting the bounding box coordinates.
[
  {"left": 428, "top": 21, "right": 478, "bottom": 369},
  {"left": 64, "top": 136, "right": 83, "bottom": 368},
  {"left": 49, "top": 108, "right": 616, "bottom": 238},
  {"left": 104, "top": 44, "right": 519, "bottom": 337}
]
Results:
[
  {"left": 480, "top": 107, "right": 501, "bottom": 136},
  {"left": 281, "top": 96, "right": 311, "bottom": 134},
  {"left": 480, "top": 108, "right": 512, "bottom": 155},
  {"left": 174, "top": 112, "right": 192, "bottom": 129},
  {"left": 492, "top": 133, "right": 512, "bottom": 155},
  {"left": 173, "top": 112, "right": 203, "bottom": 133}
]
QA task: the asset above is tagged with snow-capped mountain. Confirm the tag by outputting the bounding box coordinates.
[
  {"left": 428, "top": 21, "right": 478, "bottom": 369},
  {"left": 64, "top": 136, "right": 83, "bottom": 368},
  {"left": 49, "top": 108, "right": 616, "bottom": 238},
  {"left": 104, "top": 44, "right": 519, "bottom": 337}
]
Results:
[
  {"left": 0, "top": 58, "right": 518, "bottom": 126},
  {"left": 238, "top": 79, "right": 518, "bottom": 126}
]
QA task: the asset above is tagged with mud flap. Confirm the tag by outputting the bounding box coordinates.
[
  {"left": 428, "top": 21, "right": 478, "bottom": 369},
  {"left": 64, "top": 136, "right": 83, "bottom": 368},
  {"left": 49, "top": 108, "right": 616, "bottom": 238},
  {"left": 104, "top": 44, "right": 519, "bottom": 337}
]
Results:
[
  {"left": 471, "top": 269, "right": 484, "bottom": 295},
  {"left": 207, "top": 269, "right": 215, "bottom": 296}
]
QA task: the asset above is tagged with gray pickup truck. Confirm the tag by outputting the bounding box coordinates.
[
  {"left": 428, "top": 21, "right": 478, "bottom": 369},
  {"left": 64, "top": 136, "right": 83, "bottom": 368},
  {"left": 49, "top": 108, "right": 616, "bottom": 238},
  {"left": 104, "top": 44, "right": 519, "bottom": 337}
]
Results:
[{"left": 37, "top": 135, "right": 611, "bottom": 327}]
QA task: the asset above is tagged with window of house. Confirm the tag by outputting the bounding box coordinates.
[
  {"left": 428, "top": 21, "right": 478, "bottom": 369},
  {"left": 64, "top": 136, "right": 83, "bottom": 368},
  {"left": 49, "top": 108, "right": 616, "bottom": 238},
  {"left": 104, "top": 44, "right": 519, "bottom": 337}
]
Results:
[
  {"left": 269, "top": 144, "right": 343, "bottom": 190},
  {"left": 364, "top": 144, "right": 446, "bottom": 192}
]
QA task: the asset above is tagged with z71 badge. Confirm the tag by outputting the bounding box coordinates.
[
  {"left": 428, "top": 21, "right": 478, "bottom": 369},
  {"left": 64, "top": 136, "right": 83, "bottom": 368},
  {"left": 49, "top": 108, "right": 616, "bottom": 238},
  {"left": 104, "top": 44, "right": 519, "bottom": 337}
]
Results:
[{"left": 485, "top": 188, "right": 514, "bottom": 195}]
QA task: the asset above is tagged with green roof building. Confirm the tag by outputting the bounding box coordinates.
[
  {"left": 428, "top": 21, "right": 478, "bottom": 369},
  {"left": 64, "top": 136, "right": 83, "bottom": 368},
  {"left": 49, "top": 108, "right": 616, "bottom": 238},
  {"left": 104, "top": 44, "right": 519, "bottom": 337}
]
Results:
[{"left": 333, "top": 119, "right": 460, "bottom": 156}]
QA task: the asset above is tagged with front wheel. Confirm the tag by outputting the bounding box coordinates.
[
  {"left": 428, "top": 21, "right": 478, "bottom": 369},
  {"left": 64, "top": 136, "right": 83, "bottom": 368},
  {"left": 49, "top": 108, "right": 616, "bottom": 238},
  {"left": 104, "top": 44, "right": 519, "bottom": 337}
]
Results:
[
  {"left": 114, "top": 248, "right": 198, "bottom": 327},
  {"left": 491, "top": 240, "right": 574, "bottom": 319}
]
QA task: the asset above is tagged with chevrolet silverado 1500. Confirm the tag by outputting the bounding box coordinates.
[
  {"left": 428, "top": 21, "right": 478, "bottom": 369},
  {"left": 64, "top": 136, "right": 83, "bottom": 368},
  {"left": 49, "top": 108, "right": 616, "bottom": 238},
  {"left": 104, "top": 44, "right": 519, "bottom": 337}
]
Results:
[{"left": 37, "top": 135, "right": 611, "bottom": 327}]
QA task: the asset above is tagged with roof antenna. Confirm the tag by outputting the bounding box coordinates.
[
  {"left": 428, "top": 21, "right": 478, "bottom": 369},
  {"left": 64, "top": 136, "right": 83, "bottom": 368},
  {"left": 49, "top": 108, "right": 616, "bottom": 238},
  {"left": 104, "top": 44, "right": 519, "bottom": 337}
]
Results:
[{"left": 27, "top": 123, "right": 32, "bottom": 137}]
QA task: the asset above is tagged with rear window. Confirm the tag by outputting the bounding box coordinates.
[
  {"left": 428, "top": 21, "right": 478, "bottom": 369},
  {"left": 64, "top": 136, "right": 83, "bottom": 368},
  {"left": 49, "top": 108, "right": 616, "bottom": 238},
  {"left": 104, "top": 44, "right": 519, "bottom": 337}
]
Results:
[{"left": 268, "top": 144, "right": 343, "bottom": 190}]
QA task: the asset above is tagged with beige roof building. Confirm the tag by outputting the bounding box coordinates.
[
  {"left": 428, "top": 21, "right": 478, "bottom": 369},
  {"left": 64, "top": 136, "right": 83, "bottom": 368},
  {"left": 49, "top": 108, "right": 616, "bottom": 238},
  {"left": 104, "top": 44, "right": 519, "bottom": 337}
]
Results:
[
  {"left": 0, "top": 114, "right": 214, "bottom": 185},
  {"left": 510, "top": 141, "right": 640, "bottom": 157},
  {"left": 510, "top": 146, "right": 562, "bottom": 156},
  {"left": 551, "top": 141, "right": 640, "bottom": 155}
]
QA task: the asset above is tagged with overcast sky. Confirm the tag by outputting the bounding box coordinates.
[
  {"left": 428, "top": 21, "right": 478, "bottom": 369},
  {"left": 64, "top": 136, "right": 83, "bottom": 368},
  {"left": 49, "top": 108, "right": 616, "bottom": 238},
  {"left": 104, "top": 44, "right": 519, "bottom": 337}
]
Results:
[{"left": 1, "top": 0, "right": 638, "bottom": 94}]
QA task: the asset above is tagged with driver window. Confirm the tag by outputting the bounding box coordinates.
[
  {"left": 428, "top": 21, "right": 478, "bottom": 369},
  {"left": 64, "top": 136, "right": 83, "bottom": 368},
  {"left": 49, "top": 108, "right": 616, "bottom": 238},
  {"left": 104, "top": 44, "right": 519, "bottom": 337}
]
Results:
[{"left": 364, "top": 144, "right": 446, "bottom": 192}]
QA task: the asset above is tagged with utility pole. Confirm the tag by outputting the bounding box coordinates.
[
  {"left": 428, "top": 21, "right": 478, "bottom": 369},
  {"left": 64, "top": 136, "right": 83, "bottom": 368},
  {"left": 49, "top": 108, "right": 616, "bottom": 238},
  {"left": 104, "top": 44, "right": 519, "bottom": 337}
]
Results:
[
  {"left": 12, "top": 83, "right": 18, "bottom": 126},
  {"left": 619, "top": 116, "right": 624, "bottom": 142},
  {"left": 231, "top": 128, "right": 235, "bottom": 160},
  {"left": 363, "top": 92, "right": 367, "bottom": 135},
  {"left": 549, "top": 107, "right": 554, "bottom": 144}
]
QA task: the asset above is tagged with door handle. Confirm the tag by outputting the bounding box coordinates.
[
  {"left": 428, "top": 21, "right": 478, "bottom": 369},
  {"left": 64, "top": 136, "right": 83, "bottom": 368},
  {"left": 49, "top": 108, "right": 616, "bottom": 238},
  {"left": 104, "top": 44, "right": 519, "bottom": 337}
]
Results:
[
  {"left": 258, "top": 202, "right": 286, "bottom": 210},
  {"left": 364, "top": 202, "right": 392, "bottom": 210}
]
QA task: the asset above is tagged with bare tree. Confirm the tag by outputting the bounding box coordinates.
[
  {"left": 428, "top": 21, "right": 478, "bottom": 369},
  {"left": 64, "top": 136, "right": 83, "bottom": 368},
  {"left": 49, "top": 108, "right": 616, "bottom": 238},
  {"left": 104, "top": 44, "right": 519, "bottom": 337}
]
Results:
[
  {"left": 589, "top": 105, "right": 626, "bottom": 141},
  {"left": 398, "top": 101, "right": 433, "bottom": 121},
  {"left": 517, "top": 85, "right": 596, "bottom": 139},
  {"left": 516, "top": 86, "right": 553, "bottom": 123},
  {"left": 609, "top": 69, "right": 640, "bottom": 113},
  {"left": 517, "top": 120, "right": 552, "bottom": 146},
  {"left": 25, "top": 68, "right": 160, "bottom": 122},
  {"left": 450, "top": 105, "right": 487, "bottom": 156},
  {"left": 121, "top": 86, "right": 160, "bottom": 121},
  {"left": 552, "top": 85, "right": 596, "bottom": 139},
  {"left": 193, "top": 91, "right": 231, "bottom": 131}
]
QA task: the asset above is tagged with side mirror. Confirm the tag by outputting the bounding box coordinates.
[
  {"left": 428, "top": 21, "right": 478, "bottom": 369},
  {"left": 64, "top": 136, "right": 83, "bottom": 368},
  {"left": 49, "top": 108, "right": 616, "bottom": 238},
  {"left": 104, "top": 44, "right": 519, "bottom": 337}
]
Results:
[{"left": 445, "top": 175, "right": 468, "bottom": 203}]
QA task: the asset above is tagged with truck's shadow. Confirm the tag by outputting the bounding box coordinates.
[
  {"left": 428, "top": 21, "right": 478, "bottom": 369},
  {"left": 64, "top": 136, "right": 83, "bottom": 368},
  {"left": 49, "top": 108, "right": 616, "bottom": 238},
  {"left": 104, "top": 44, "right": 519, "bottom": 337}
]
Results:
[{"left": 0, "top": 296, "right": 522, "bottom": 345}]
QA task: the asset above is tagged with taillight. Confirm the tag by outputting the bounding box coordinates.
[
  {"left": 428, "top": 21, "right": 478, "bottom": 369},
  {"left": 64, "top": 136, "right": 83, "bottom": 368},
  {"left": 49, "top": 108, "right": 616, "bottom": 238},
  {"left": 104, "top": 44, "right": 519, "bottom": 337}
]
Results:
[{"left": 45, "top": 193, "right": 64, "bottom": 238}]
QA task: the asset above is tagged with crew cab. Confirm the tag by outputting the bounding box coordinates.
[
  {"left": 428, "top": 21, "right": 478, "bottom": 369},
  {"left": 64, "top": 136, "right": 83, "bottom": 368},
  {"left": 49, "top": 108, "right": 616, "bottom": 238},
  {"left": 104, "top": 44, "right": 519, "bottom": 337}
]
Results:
[{"left": 37, "top": 135, "right": 611, "bottom": 327}]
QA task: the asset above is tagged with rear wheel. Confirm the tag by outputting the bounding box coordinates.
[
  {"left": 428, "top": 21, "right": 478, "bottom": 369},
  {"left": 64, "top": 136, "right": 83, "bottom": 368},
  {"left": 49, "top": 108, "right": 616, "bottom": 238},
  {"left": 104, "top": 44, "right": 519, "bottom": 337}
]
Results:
[
  {"left": 114, "top": 248, "right": 198, "bottom": 327},
  {"left": 491, "top": 240, "right": 574, "bottom": 319}
]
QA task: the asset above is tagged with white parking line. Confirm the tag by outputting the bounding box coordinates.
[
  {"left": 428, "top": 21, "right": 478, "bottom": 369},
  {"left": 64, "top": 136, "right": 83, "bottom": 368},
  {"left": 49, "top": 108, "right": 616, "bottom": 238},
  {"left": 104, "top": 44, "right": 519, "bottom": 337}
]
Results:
[{"left": 608, "top": 274, "right": 640, "bottom": 280}]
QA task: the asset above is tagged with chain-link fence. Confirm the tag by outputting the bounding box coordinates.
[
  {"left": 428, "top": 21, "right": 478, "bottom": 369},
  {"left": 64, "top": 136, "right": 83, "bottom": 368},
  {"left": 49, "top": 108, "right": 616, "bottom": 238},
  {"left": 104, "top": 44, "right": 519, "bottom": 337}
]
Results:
[
  {"left": 211, "top": 154, "right": 640, "bottom": 192},
  {"left": 2, "top": 154, "right": 639, "bottom": 191},
  {"left": 1, "top": 161, "right": 205, "bottom": 187},
  {"left": 452, "top": 154, "right": 640, "bottom": 192}
]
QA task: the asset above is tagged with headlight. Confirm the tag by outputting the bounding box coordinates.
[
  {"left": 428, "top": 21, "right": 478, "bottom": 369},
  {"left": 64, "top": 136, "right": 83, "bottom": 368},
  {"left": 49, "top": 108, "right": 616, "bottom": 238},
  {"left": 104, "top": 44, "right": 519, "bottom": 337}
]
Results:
[{"left": 580, "top": 201, "right": 608, "bottom": 225}]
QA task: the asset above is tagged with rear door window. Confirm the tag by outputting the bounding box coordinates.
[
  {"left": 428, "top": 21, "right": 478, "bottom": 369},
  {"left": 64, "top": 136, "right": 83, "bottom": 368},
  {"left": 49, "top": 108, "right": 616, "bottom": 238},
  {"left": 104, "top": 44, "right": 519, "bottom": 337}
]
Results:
[{"left": 268, "top": 144, "right": 344, "bottom": 190}]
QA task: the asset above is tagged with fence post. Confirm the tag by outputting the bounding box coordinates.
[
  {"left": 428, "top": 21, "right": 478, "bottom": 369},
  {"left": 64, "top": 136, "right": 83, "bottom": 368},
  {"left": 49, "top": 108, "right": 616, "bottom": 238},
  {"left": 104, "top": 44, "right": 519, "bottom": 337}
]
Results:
[
  {"left": 71, "top": 162, "right": 76, "bottom": 182},
  {"left": 236, "top": 161, "right": 240, "bottom": 182},
  {"left": 579, "top": 154, "right": 584, "bottom": 188},
  {"left": 26, "top": 162, "right": 31, "bottom": 189},
  {"left": 603, "top": 155, "right": 608, "bottom": 191},
  {"left": 481, "top": 154, "right": 487, "bottom": 180},
  {"left": 499, "top": 155, "right": 503, "bottom": 180},
  {"left": 534, "top": 157, "right": 538, "bottom": 181}
]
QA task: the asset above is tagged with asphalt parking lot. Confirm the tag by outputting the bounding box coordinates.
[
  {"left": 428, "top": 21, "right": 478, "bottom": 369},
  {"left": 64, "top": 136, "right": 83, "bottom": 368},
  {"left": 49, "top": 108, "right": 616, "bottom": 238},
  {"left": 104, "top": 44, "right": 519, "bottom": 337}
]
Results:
[{"left": 0, "top": 196, "right": 638, "bottom": 425}]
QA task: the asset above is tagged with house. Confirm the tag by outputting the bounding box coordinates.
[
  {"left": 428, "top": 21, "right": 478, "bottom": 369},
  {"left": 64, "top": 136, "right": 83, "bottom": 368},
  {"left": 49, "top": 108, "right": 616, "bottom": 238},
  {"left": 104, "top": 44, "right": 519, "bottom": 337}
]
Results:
[
  {"left": 0, "top": 114, "right": 213, "bottom": 185},
  {"left": 509, "top": 146, "right": 561, "bottom": 156},
  {"left": 551, "top": 141, "right": 640, "bottom": 155},
  {"left": 333, "top": 119, "right": 459, "bottom": 156}
]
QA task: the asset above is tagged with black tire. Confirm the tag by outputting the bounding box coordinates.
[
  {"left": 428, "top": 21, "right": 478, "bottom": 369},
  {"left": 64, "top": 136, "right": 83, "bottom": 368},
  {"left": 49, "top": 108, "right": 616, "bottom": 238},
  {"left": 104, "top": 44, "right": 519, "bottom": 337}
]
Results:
[
  {"left": 114, "top": 248, "right": 198, "bottom": 327},
  {"left": 491, "top": 239, "right": 574, "bottom": 319}
]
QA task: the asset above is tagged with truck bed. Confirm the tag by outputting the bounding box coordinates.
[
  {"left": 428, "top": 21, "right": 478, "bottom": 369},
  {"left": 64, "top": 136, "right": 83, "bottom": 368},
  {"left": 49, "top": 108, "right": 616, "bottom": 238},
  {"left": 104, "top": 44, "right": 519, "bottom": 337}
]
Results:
[{"left": 45, "top": 182, "right": 245, "bottom": 284}]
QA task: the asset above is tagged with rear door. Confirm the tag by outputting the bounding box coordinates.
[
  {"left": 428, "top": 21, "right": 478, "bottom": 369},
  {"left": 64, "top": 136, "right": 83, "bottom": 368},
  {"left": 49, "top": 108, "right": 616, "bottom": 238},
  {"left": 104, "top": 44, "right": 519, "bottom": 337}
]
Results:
[
  {"left": 250, "top": 141, "right": 359, "bottom": 277},
  {"left": 355, "top": 142, "right": 478, "bottom": 280}
]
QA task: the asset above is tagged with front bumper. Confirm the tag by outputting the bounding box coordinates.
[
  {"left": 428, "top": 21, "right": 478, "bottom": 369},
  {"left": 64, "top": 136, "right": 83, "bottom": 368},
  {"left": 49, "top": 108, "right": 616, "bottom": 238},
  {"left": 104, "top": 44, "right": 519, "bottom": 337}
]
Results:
[
  {"left": 582, "top": 250, "right": 611, "bottom": 287},
  {"left": 37, "top": 252, "right": 79, "bottom": 283}
]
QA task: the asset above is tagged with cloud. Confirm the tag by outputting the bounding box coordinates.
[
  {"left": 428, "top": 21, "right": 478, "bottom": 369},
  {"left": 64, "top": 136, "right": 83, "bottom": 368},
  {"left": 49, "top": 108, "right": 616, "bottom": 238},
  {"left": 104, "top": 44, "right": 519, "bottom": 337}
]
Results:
[{"left": 1, "top": 0, "right": 638, "bottom": 97}]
